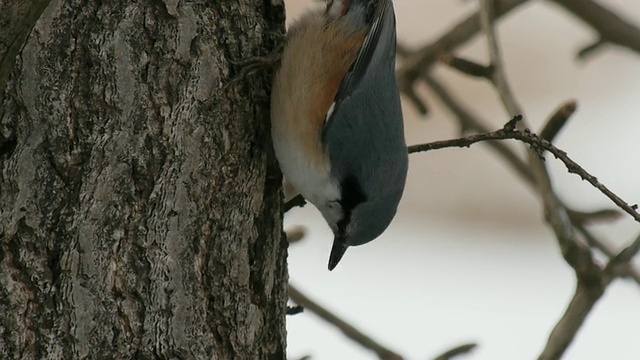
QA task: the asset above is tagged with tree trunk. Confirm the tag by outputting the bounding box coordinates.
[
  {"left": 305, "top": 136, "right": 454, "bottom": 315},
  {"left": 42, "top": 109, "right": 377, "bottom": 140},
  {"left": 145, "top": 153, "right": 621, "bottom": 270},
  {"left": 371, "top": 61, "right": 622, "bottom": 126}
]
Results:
[{"left": 0, "top": 0, "right": 288, "bottom": 359}]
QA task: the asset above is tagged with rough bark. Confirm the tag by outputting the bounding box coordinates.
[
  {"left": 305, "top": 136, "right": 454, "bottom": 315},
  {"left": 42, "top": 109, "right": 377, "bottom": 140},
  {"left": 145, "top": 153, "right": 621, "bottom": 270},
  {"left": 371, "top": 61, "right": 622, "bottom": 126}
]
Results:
[
  {"left": 0, "top": 0, "right": 52, "bottom": 106},
  {"left": 0, "top": 0, "right": 288, "bottom": 359}
]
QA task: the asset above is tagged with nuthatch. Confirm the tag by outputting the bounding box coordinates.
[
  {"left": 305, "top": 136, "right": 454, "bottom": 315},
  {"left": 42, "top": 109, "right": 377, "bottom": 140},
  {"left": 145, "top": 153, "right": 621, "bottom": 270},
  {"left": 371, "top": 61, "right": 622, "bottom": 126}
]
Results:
[{"left": 271, "top": 0, "right": 408, "bottom": 270}]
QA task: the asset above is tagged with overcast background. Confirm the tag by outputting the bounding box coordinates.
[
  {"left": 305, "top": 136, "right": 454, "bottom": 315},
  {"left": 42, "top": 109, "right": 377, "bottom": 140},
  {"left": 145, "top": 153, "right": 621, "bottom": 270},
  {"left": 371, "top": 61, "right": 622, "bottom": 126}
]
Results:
[{"left": 282, "top": 1, "right": 640, "bottom": 359}]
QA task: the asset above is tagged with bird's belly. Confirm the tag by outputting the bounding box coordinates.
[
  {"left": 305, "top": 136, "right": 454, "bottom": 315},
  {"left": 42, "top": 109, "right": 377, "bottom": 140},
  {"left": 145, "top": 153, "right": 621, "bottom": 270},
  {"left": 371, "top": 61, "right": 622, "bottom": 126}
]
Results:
[{"left": 272, "top": 138, "right": 340, "bottom": 208}]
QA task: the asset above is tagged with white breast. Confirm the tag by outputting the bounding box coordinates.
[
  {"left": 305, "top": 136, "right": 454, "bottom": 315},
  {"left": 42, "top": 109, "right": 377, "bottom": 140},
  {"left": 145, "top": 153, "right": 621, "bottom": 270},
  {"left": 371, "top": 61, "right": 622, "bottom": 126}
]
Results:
[{"left": 272, "top": 134, "right": 340, "bottom": 208}]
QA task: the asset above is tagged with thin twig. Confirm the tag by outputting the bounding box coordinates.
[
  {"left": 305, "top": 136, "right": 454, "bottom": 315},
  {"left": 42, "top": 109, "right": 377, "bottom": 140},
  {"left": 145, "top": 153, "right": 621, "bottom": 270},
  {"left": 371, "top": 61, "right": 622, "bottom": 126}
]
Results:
[
  {"left": 288, "top": 284, "right": 404, "bottom": 360},
  {"left": 479, "top": 0, "right": 523, "bottom": 117},
  {"left": 549, "top": 0, "right": 640, "bottom": 56},
  {"left": 537, "top": 233, "right": 640, "bottom": 360},
  {"left": 477, "top": 3, "right": 624, "bottom": 360},
  {"left": 423, "top": 72, "right": 535, "bottom": 177},
  {"left": 398, "top": 0, "right": 640, "bottom": 97},
  {"left": 398, "top": 74, "right": 429, "bottom": 115},
  {"left": 604, "top": 233, "right": 640, "bottom": 278},
  {"left": 392, "top": 2, "right": 640, "bottom": 359},
  {"left": 439, "top": 54, "right": 493, "bottom": 79},
  {"left": 422, "top": 72, "right": 625, "bottom": 229},
  {"left": 566, "top": 208, "right": 621, "bottom": 225},
  {"left": 536, "top": 283, "right": 606, "bottom": 360},
  {"left": 535, "top": 205, "right": 640, "bottom": 360},
  {"left": 397, "top": 0, "right": 530, "bottom": 85},
  {"left": 576, "top": 38, "right": 606, "bottom": 60},
  {"left": 294, "top": 1, "right": 640, "bottom": 358},
  {"left": 575, "top": 224, "right": 640, "bottom": 285},
  {"left": 432, "top": 343, "right": 478, "bottom": 360},
  {"left": 409, "top": 117, "right": 640, "bottom": 223},
  {"left": 539, "top": 100, "right": 577, "bottom": 142}
]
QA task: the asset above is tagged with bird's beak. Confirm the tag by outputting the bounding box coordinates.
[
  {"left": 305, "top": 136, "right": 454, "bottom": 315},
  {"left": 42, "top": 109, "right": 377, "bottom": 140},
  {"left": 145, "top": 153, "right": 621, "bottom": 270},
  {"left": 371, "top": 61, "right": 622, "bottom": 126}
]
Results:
[{"left": 328, "top": 238, "right": 348, "bottom": 271}]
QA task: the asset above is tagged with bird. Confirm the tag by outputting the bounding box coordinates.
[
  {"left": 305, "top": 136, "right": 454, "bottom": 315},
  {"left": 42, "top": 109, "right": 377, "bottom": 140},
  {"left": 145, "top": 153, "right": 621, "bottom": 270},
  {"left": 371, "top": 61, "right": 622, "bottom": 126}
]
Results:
[{"left": 271, "top": 0, "right": 408, "bottom": 270}]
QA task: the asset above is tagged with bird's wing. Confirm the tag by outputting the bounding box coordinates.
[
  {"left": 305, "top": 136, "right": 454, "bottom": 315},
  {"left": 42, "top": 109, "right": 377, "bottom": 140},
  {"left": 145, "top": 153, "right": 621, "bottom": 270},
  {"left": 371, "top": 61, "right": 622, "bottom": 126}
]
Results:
[
  {"left": 323, "top": 0, "right": 396, "bottom": 134},
  {"left": 334, "top": 0, "right": 392, "bottom": 105}
]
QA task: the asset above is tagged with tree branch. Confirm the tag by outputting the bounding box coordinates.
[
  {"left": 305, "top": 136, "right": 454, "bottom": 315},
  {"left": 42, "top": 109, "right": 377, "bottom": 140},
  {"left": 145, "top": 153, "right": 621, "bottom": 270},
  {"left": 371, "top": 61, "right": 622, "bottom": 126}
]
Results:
[
  {"left": 397, "top": 0, "right": 530, "bottom": 84},
  {"left": 575, "top": 224, "right": 640, "bottom": 285},
  {"left": 288, "top": 1, "right": 640, "bottom": 358},
  {"left": 604, "top": 233, "right": 640, "bottom": 278},
  {"left": 536, "top": 283, "right": 605, "bottom": 360},
  {"left": 288, "top": 284, "right": 404, "bottom": 360},
  {"left": 409, "top": 116, "right": 640, "bottom": 223},
  {"left": 548, "top": 0, "right": 640, "bottom": 57},
  {"left": 476, "top": 3, "right": 638, "bottom": 360},
  {"left": 432, "top": 343, "right": 478, "bottom": 360}
]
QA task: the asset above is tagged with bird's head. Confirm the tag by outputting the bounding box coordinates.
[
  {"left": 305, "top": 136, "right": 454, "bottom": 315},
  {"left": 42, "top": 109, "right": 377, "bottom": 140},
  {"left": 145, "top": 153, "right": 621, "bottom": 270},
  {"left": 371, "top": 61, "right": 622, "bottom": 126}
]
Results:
[{"left": 319, "top": 172, "right": 405, "bottom": 270}]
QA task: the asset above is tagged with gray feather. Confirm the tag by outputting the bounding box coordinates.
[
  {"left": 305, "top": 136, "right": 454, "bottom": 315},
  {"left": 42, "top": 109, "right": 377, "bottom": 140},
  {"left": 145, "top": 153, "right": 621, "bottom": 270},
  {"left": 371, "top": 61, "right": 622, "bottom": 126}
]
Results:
[{"left": 322, "top": 0, "right": 408, "bottom": 247}]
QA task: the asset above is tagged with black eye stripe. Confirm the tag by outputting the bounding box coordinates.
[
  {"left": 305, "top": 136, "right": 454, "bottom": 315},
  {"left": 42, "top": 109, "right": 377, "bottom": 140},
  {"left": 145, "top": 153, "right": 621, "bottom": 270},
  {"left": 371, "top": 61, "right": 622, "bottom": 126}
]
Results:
[{"left": 336, "top": 175, "right": 367, "bottom": 236}]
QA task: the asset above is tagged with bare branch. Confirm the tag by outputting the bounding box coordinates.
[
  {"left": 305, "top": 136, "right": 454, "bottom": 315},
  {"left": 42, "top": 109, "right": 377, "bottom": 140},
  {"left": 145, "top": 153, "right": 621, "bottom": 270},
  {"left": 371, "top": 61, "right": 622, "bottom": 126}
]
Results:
[
  {"left": 421, "top": 73, "right": 535, "bottom": 185},
  {"left": 432, "top": 343, "right": 478, "bottom": 360},
  {"left": 416, "top": 55, "right": 634, "bottom": 356},
  {"left": 576, "top": 38, "right": 606, "bottom": 60},
  {"left": 398, "top": 0, "right": 640, "bottom": 118},
  {"left": 479, "top": 0, "right": 523, "bottom": 116},
  {"left": 476, "top": 3, "right": 640, "bottom": 360},
  {"left": 289, "top": 1, "right": 640, "bottom": 358},
  {"left": 575, "top": 225, "right": 640, "bottom": 285},
  {"left": 288, "top": 284, "right": 404, "bottom": 360},
  {"left": 398, "top": 74, "right": 430, "bottom": 115},
  {"left": 539, "top": 100, "right": 578, "bottom": 142},
  {"left": 439, "top": 54, "right": 493, "bottom": 79},
  {"left": 566, "top": 208, "right": 621, "bottom": 225},
  {"left": 538, "top": 233, "right": 640, "bottom": 360},
  {"left": 397, "top": 0, "right": 530, "bottom": 84},
  {"left": 549, "top": 0, "right": 640, "bottom": 56},
  {"left": 409, "top": 116, "right": 640, "bottom": 223},
  {"left": 536, "top": 283, "right": 606, "bottom": 360},
  {"left": 604, "top": 233, "right": 640, "bottom": 278}
]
